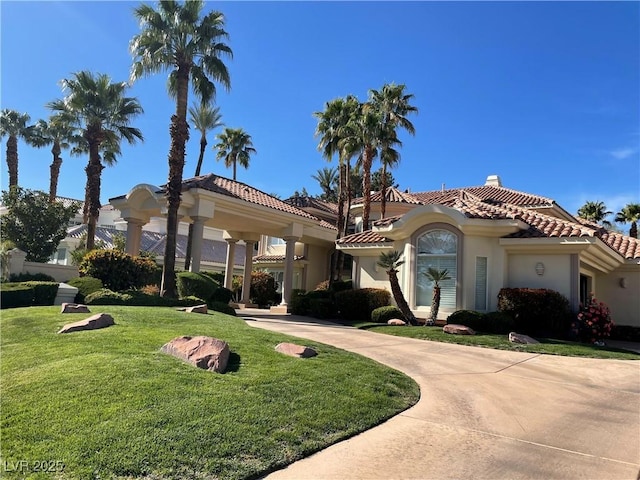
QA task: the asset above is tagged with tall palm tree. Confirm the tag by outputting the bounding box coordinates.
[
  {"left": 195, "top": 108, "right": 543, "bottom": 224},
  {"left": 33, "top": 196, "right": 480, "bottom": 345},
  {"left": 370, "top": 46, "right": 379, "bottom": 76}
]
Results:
[
  {"left": 615, "top": 203, "right": 640, "bottom": 238},
  {"left": 0, "top": 109, "right": 31, "bottom": 189},
  {"left": 213, "top": 127, "right": 256, "bottom": 181},
  {"left": 377, "top": 250, "right": 417, "bottom": 325},
  {"left": 311, "top": 166, "right": 338, "bottom": 202},
  {"left": 48, "top": 71, "right": 143, "bottom": 251},
  {"left": 577, "top": 201, "right": 612, "bottom": 228},
  {"left": 27, "top": 115, "right": 79, "bottom": 202},
  {"left": 130, "top": 0, "right": 232, "bottom": 298},
  {"left": 184, "top": 102, "right": 224, "bottom": 270},
  {"left": 423, "top": 267, "right": 451, "bottom": 325},
  {"left": 369, "top": 83, "right": 418, "bottom": 219}
]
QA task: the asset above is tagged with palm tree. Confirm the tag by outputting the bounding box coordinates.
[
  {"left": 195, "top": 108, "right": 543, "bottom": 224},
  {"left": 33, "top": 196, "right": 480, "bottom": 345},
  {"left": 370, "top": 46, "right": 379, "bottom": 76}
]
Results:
[
  {"left": 190, "top": 102, "right": 224, "bottom": 177},
  {"left": 423, "top": 267, "right": 451, "bottom": 325},
  {"left": 130, "top": 0, "right": 232, "bottom": 298},
  {"left": 27, "top": 115, "right": 79, "bottom": 202},
  {"left": 184, "top": 102, "right": 223, "bottom": 270},
  {"left": 577, "top": 201, "right": 612, "bottom": 228},
  {"left": 213, "top": 127, "right": 256, "bottom": 181},
  {"left": 369, "top": 83, "right": 417, "bottom": 218},
  {"left": 48, "top": 71, "right": 143, "bottom": 251},
  {"left": 311, "top": 166, "right": 338, "bottom": 202},
  {"left": 377, "top": 251, "right": 417, "bottom": 326},
  {"left": 0, "top": 109, "right": 31, "bottom": 189},
  {"left": 615, "top": 203, "right": 640, "bottom": 238}
]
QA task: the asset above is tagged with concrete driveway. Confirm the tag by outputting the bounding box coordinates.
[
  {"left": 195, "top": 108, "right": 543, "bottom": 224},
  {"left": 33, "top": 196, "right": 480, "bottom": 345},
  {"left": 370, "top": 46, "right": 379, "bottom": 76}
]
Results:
[{"left": 238, "top": 310, "right": 640, "bottom": 480}]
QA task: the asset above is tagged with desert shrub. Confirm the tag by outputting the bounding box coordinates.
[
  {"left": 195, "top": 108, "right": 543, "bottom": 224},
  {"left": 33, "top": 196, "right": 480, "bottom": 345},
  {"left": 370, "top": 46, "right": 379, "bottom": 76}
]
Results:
[
  {"left": 250, "top": 271, "right": 279, "bottom": 306},
  {"left": 79, "top": 250, "right": 160, "bottom": 291},
  {"left": 498, "top": 288, "right": 571, "bottom": 336},
  {"left": 289, "top": 289, "right": 309, "bottom": 315},
  {"left": 67, "top": 276, "right": 103, "bottom": 303},
  {"left": 571, "top": 294, "right": 614, "bottom": 344},
  {"left": 176, "top": 272, "right": 218, "bottom": 302},
  {"left": 210, "top": 301, "right": 237, "bottom": 316},
  {"left": 0, "top": 283, "right": 34, "bottom": 309},
  {"left": 371, "top": 305, "right": 404, "bottom": 323},
  {"left": 335, "top": 288, "right": 391, "bottom": 322},
  {"left": 23, "top": 281, "right": 59, "bottom": 306},
  {"left": 315, "top": 280, "right": 329, "bottom": 291},
  {"left": 85, "top": 288, "right": 132, "bottom": 305},
  {"left": 211, "top": 287, "right": 233, "bottom": 304},
  {"left": 9, "top": 272, "right": 55, "bottom": 282}
]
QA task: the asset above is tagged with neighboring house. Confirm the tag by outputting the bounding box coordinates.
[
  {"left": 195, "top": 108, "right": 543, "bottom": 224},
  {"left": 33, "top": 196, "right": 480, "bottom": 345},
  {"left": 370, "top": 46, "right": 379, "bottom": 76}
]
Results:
[{"left": 337, "top": 175, "right": 640, "bottom": 327}]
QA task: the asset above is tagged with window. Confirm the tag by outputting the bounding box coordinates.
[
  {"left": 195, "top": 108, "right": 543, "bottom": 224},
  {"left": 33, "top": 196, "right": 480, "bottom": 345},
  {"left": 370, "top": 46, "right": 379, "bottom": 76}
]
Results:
[
  {"left": 269, "top": 237, "right": 285, "bottom": 246},
  {"left": 475, "top": 257, "right": 487, "bottom": 311},
  {"left": 416, "top": 230, "right": 457, "bottom": 308}
]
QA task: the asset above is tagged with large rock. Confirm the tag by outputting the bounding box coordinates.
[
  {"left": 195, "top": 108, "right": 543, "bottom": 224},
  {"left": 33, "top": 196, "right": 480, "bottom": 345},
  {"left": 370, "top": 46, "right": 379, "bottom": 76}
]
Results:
[
  {"left": 60, "top": 303, "right": 91, "bottom": 314},
  {"left": 177, "top": 304, "right": 208, "bottom": 314},
  {"left": 275, "top": 342, "right": 317, "bottom": 358},
  {"left": 387, "top": 318, "right": 406, "bottom": 326},
  {"left": 58, "top": 313, "right": 114, "bottom": 334},
  {"left": 509, "top": 332, "right": 540, "bottom": 344},
  {"left": 161, "top": 336, "right": 229, "bottom": 373},
  {"left": 443, "top": 324, "right": 476, "bottom": 335}
]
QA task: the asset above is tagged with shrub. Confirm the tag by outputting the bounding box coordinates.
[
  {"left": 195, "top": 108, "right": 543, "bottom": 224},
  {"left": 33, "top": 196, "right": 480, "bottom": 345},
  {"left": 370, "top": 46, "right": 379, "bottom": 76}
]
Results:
[
  {"left": 176, "top": 272, "right": 218, "bottom": 302},
  {"left": 0, "top": 283, "right": 34, "bottom": 309},
  {"left": 610, "top": 325, "right": 640, "bottom": 342},
  {"left": 289, "top": 289, "right": 309, "bottom": 315},
  {"left": 498, "top": 288, "right": 571, "bottom": 336},
  {"left": 250, "top": 271, "right": 279, "bottom": 307},
  {"left": 210, "top": 301, "right": 237, "bottom": 316},
  {"left": 446, "top": 310, "right": 484, "bottom": 329},
  {"left": 211, "top": 287, "right": 233, "bottom": 304},
  {"left": 23, "top": 281, "right": 59, "bottom": 306},
  {"left": 314, "top": 280, "right": 329, "bottom": 291},
  {"left": 178, "top": 296, "right": 208, "bottom": 307},
  {"left": 79, "top": 250, "right": 160, "bottom": 291},
  {"left": 67, "top": 276, "right": 103, "bottom": 303},
  {"left": 571, "top": 294, "right": 614, "bottom": 344},
  {"left": 335, "top": 288, "right": 391, "bottom": 322},
  {"left": 201, "top": 271, "right": 224, "bottom": 286},
  {"left": 309, "top": 298, "right": 335, "bottom": 319},
  {"left": 482, "top": 311, "right": 516, "bottom": 334},
  {"left": 9, "top": 272, "right": 55, "bottom": 282},
  {"left": 330, "top": 279, "right": 353, "bottom": 293},
  {"left": 371, "top": 305, "right": 404, "bottom": 323},
  {"left": 85, "top": 288, "right": 132, "bottom": 305}
]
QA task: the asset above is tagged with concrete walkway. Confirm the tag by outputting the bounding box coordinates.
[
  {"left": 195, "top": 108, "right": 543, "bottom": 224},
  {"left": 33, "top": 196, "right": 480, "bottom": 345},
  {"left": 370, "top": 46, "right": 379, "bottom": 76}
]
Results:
[{"left": 238, "top": 310, "right": 640, "bottom": 480}]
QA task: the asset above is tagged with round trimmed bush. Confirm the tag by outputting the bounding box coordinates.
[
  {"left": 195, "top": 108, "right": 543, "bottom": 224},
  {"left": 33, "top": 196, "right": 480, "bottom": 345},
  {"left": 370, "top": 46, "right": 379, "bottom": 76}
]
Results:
[
  {"left": 211, "top": 287, "right": 233, "bottom": 304},
  {"left": 68, "top": 276, "right": 103, "bottom": 303},
  {"left": 210, "top": 301, "right": 236, "bottom": 316},
  {"left": 176, "top": 272, "right": 218, "bottom": 302},
  {"left": 371, "top": 305, "right": 404, "bottom": 323},
  {"left": 85, "top": 288, "right": 132, "bottom": 305},
  {"left": 446, "top": 310, "right": 484, "bottom": 330}
]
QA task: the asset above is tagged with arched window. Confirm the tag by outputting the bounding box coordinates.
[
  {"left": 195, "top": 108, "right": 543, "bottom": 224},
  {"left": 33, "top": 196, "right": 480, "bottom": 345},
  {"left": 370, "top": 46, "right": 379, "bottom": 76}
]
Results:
[{"left": 415, "top": 229, "right": 457, "bottom": 308}]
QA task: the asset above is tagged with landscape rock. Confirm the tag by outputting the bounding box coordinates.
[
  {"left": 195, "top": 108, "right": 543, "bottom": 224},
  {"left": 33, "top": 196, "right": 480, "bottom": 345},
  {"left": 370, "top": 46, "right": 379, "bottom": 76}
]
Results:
[
  {"left": 275, "top": 342, "right": 317, "bottom": 358},
  {"left": 177, "top": 304, "right": 208, "bottom": 314},
  {"left": 508, "top": 332, "right": 539, "bottom": 344},
  {"left": 443, "top": 324, "right": 476, "bottom": 335},
  {"left": 60, "top": 303, "right": 91, "bottom": 314},
  {"left": 387, "top": 318, "right": 406, "bottom": 326},
  {"left": 161, "top": 336, "right": 229, "bottom": 373},
  {"left": 58, "top": 313, "right": 115, "bottom": 334}
]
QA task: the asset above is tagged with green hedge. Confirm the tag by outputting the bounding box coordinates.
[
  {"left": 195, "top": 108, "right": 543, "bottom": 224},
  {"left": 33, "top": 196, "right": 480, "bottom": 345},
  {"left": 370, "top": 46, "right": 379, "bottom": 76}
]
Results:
[
  {"left": 84, "top": 288, "right": 207, "bottom": 307},
  {"left": 211, "top": 287, "right": 233, "bottom": 304},
  {"left": 9, "top": 272, "right": 55, "bottom": 282},
  {"left": 289, "top": 289, "right": 309, "bottom": 315},
  {"left": 24, "top": 281, "right": 59, "bottom": 306},
  {"left": 371, "top": 305, "right": 404, "bottom": 323},
  {"left": 67, "top": 276, "right": 103, "bottom": 303},
  {"left": 498, "top": 288, "right": 571, "bottom": 336},
  {"left": 1, "top": 283, "right": 35, "bottom": 309},
  {"left": 176, "top": 272, "right": 218, "bottom": 302},
  {"left": 210, "top": 301, "right": 236, "bottom": 316},
  {"left": 335, "top": 288, "right": 391, "bottom": 322}
]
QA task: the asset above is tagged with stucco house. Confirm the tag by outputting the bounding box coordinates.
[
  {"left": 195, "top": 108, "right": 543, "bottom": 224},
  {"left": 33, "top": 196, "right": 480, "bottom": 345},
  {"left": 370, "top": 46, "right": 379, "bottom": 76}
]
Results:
[{"left": 337, "top": 175, "right": 639, "bottom": 327}]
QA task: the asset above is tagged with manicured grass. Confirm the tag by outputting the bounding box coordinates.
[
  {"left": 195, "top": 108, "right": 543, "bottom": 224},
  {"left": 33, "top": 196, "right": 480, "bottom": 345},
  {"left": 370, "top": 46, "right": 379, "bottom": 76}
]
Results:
[
  {"left": 356, "top": 324, "right": 640, "bottom": 360},
  {"left": 1, "top": 307, "right": 419, "bottom": 480}
]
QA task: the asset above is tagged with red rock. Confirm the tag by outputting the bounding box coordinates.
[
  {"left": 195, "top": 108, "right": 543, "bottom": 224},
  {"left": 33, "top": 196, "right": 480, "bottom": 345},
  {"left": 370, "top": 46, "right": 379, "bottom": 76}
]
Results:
[
  {"left": 387, "top": 318, "right": 406, "bottom": 326},
  {"left": 161, "top": 336, "right": 229, "bottom": 373},
  {"left": 508, "top": 332, "right": 539, "bottom": 344},
  {"left": 177, "top": 304, "right": 208, "bottom": 314},
  {"left": 443, "top": 324, "right": 476, "bottom": 335},
  {"left": 275, "top": 342, "right": 317, "bottom": 358},
  {"left": 60, "top": 303, "right": 91, "bottom": 314},
  {"left": 58, "top": 313, "right": 114, "bottom": 333}
]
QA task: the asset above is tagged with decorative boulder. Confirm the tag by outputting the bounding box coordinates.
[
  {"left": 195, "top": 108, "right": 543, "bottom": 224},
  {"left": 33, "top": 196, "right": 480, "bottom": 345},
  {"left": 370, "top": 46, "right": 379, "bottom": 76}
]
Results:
[
  {"left": 58, "top": 313, "right": 114, "bottom": 334},
  {"left": 60, "top": 303, "right": 91, "bottom": 314},
  {"left": 177, "top": 304, "right": 208, "bottom": 314},
  {"left": 443, "top": 324, "right": 476, "bottom": 335},
  {"left": 161, "top": 336, "right": 229, "bottom": 373},
  {"left": 275, "top": 342, "right": 317, "bottom": 358},
  {"left": 508, "top": 332, "right": 539, "bottom": 344},
  {"left": 387, "top": 318, "right": 406, "bottom": 326}
]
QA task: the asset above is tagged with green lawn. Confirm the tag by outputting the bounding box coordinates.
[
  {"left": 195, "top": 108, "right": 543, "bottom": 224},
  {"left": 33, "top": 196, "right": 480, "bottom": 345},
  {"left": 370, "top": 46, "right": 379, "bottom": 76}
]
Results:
[
  {"left": 1, "top": 306, "right": 419, "bottom": 480},
  {"left": 356, "top": 323, "right": 640, "bottom": 360}
]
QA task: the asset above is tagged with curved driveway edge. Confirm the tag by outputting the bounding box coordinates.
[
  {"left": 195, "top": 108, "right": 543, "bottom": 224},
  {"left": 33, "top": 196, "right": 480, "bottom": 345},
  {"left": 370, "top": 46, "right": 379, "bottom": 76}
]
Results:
[{"left": 238, "top": 310, "right": 640, "bottom": 480}]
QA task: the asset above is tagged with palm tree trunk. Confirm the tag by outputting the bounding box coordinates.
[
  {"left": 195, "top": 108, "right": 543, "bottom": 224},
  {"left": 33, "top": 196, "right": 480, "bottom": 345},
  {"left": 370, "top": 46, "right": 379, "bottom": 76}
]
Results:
[
  {"left": 185, "top": 136, "right": 207, "bottom": 270},
  {"left": 161, "top": 66, "right": 190, "bottom": 298},
  {"left": 194, "top": 135, "right": 207, "bottom": 177},
  {"left": 381, "top": 162, "right": 388, "bottom": 219},
  {"left": 388, "top": 269, "right": 417, "bottom": 325},
  {"left": 49, "top": 141, "right": 62, "bottom": 203},
  {"left": 361, "top": 145, "right": 374, "bottom": 231},
  {"left": 85, "top": 134, "right": 104, "bottom": 252},
  {"left": 6, "top": 135, "right": 18, "bottom": 188},
  {"left": 330, "top": 162, "right": 347, "bottom": 284},
  {"left": 232, "top": 156, "right": 237, "bottom": 181},
  {"left": 431, "top": 286, "right": 441, "bottom": 323},
  {"left": 630, "top": 222, "right": 638, "bottom": 239}
]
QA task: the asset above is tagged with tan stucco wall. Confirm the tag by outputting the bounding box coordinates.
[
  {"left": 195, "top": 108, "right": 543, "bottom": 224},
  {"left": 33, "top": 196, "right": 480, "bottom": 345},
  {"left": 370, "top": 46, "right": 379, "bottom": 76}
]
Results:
[
  {"left": 304, "top": 244, "right": 331, "bottom": 291},
  {"left": 507, "top": 254, "right": 572, "bottom": 300},
  {"left": 461, "top": 236, "right": 508, "bottom": 312},
  {"left": 596, "top": 266, "right": 640, "bottom": 327}
]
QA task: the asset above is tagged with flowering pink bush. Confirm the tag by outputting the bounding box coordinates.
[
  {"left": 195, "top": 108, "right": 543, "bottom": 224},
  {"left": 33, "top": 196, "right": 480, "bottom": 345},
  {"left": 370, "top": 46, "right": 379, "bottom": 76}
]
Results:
[{"left": 571, "top": 294, "right": 614, "bottom": 344}]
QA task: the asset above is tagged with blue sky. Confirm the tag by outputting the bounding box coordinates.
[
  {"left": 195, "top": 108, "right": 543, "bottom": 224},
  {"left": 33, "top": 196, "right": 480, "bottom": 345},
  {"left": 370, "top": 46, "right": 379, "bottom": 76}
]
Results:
[{"left": 1, "top": 1, "right": 638, "bottom": 222}]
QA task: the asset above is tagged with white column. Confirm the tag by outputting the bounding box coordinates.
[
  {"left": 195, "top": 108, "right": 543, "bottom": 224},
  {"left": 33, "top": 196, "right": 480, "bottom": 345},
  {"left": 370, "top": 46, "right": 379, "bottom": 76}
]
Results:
[
  {"left": 241, "top": 240, "right": 255, "bottom": 304},
  {"left": 280, "top": 237, "right": 298, "bottom": 306},
  {"left": 224, "top": 239, "right": 238, "bottom": 289},
  {"left": 125, "top": 219, "right": 144, "bottom": 256},
  {"left": 189, "top": 216, "right": 207, "bottom": 273}
]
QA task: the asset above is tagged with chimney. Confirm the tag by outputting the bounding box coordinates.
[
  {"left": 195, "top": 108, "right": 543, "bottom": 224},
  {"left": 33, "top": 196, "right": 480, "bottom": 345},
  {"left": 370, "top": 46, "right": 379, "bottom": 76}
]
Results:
[
  {"left": 485, "top": 175, "right": 502, "bottom": 187},
  {"left": 441, "top": 183, "right": 445, "bottom": 192}
]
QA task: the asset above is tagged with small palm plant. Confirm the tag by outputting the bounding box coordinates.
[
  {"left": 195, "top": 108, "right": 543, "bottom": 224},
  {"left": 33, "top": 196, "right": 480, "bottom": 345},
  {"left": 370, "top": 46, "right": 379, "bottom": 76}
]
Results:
[
  {"left": 423, "top": 267, "right": 451, "bottom": 325},
  {"left": 377, "top": 251, "right": 417, "bottom": 325}
]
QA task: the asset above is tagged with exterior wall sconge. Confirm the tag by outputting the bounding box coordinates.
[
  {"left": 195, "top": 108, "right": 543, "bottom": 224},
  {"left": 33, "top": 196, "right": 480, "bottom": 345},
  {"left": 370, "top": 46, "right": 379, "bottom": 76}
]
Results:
[
  {"left": 535, "top": 262, "right": 545, "bottom": 276},
  {"left": 620, "top": 277, "right": 627, "bottom": 288}
]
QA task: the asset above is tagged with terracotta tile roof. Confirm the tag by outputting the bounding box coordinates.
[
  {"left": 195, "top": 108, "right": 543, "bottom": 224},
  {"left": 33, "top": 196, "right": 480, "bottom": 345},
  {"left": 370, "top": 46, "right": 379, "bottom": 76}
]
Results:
[
  {"left": 253, "top": 254, "right": 305, "bottom": 263},
  {"left": 368, "top": 187, "right": 423, "bottom": 204},
  {"left": 319, "top": 219, "right": 338, "bottom": 230},
  {"left": 336, "top": 230, "right": 393, "bottom": 245},
  {"left": 413, "top": 185, "right": 555, "bottom": 208},
  {"left": 284, "top": 195, "right": 339, "bottom": 215},
  {"left": 599, "top": 231, "right": 640, "bottom": 260},
  {"left": 373, "top": 214, "right": 404, "bottom": 228}
]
